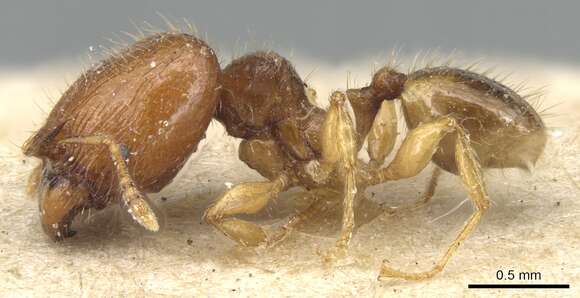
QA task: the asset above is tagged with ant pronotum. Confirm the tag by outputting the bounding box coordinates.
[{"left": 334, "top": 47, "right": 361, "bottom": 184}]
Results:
[{"left": 23, "top": 32, "right": 546, "bottom": 281}]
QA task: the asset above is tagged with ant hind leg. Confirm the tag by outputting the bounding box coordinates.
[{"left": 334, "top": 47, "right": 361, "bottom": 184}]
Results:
[
  {"left": 385, "top": 167, "right": 442, "bottom": 213},
  {"left": 365, "top": 117, "right": 490, "bottom": 280}
]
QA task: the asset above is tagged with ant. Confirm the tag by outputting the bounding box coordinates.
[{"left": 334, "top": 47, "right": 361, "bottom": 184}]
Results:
[{"left": 23, "top": 32, "right": 546, "bottom": 280}]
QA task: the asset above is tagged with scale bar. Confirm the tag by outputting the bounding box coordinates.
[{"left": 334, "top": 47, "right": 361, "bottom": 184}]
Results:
[{"left": 469, "top": 284, "right": 569, "bottom": 289}]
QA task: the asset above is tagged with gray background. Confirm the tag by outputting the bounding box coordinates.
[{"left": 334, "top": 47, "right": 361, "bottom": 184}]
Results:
[{"left": 1, "top": 0, "right": 579, "bottom": 67}]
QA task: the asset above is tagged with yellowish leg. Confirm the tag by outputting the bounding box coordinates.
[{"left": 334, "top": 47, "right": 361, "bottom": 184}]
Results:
[
  {"left": 364, "top": 100, "right": 442, "bottom": 212},
  {"left": 417, "top": 167, "right": 442, "bottom": 207},
  {"left": 59, "top": 135, "right": 159, "bottom": 232},
  {"left": 364, "top": 117, "right": 490, "bottom": 280},
  {"left": 267, "top": 188, "right": 340, "bottom": 247},
  {"left": 336, "top": 169, "right": 356, "bottom": 250},
  {"left": 367, "top": 100, "right": 398, "bottom": 168},
  {"left": 203, "top": 175, "right": 290, "bottom": 247},
  {"left": 385, "top": 167, "right": 442, "bottom": 212},
  {"left": 320, "top": 92, "right": 359, "bottom": 256}
]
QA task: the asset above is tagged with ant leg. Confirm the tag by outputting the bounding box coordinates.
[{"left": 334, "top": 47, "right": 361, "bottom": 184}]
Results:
[
  {"left": 365, "top": 100, "right": 441, "bottom": 211},
  {"left": 268, "top": 188, "right": 340, "bottom": 247},
  {"left": 365, "top": 117, "right": 489, "bottom": 280},
  {"left": 320, "top": 92, "right": 358, "bottom": 256},
  {"left": 417, "top": 167, "right": 442, "bottom": 207},
  {"left": 59, "top": 136, "right": 159, "bottom": 232},
  {"left": 38, "top": 176, "right": 89, "bottom": 241},
  {"left": 367, "top": 100, "right": 398, "bottom": 168},
  {"left": 385, "top": 167, "right": 442, "bottom": 212},
  {"left": 203, "top": 175, "right": 290, "bottom": 246}
]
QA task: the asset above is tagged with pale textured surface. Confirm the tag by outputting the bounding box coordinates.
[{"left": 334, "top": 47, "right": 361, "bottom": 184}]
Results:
[{"left": 0, "top": 55, "right": 579, "bottom": 297}]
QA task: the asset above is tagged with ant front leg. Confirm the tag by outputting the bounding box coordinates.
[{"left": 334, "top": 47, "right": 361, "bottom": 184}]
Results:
[
  {"left": 364, "top": 117, "right": 490, "bottom": 280},
  {"left": 203, "top": 174, "right": 290, "bottom": 247},
  {"left": 203, "top": 138, "right": 297, "bottom": 247}
]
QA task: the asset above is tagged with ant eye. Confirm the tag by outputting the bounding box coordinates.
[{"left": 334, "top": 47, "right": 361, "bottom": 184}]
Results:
[{"left": 303, "top": 82, "right": 309, "bottom": 88}]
